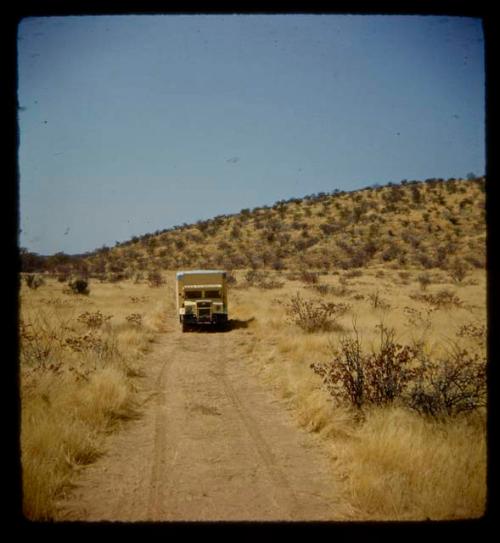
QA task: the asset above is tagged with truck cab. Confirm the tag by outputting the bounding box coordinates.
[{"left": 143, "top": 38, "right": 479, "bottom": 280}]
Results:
[{"left": 176, "top": 270, "right": 228, "bottom": 331}]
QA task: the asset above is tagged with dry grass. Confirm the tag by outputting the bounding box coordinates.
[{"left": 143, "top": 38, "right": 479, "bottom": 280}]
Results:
[
  {"left": 19, "top": 277, "right": 170, "bottom": 520},
  {"left": 334, "top": 407, "right": 487, "bottom": 520},
  {"left": 232, "top": 266, "right": 487, "bottom": 520},
  {"left": 19, "top": 263, "right": 487, "bottom": 521}
]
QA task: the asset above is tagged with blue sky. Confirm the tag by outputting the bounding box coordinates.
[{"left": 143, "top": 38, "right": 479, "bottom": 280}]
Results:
[{"left": 17, "top": 14, "right": 485, "bottom": 255}]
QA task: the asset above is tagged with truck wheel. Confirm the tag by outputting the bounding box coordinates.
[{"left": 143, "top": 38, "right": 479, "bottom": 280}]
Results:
[{"left": 182, "top": 322, "right": 188, "bottom": 333}]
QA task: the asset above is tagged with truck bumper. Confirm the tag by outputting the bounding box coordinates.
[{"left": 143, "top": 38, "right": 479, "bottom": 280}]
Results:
[{"left": 181, "top": 313, "right": 228, "bottom": 325}]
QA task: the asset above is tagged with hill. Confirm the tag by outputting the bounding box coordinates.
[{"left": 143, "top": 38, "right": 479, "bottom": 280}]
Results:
[{"left": 21, "top": 176, "right": 486, "bottom": 280}]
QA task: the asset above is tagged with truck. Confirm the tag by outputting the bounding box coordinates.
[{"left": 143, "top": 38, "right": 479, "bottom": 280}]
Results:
[{"left": 176, "top": 270, "right": 229, "bottom": 332}]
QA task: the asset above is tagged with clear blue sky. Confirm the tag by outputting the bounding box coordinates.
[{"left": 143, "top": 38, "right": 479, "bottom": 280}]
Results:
[{"left": 17, "top": 14, "right": 485, "bottom": 256}]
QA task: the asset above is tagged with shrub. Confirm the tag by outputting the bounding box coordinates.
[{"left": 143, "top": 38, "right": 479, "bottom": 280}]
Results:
[
  {"left": 284, "top": 292, "right": 350, "bottom": 333},
  {"left": 311, "top": 324, "right": 418, "bottom": 409},
  {"left": 77, "top": 311, "right": 112, "bottom": 330},
  {"left": 312, "top": 329, "right": 365, "bottom": 408},
  {"left": 244, "top": 270, "right": 283, "bottom": 289},
  {"left": 364, "top": 326, "right": 420, "bottom": 405},
  {"left": 125, "top": 313, "right": 143, "bottom": 327},
  {"left": 24, "top": 274, "right": 44, "bottom": 289},
  {"left": 368, "top": 290, "right": 391, "bottom": 310},
  {"left": 407, "top": 349, "right": 486, "bottom": 418},
  {"left": 68, "top": 278, "right": 89, "bottom": 295},
  {"left": 417, "top": 272, "right": 432, "bottom": 290},
  {"left": 244, "top": 270, "right": 265, "bottom": 286},
  {"left": 311, "top": 283, "right": 333, "bottom": 296},
  {"left": 300, "top": 270, "right": 319, "bottom": 285},
  {"left": 410, "top": 289, "right": 462, "bottom": 309},
  {"left": 403, "top": 306, "right": 435, "bottom": 333},
  {"left": 311, "top": 324, "right": 487, "bottom": 419},
  {"left": 226, "top": 271, "right": 238, "bottom": 286},
  {"left": 448, "top": 259, "right": 468, "bottom": 284},
  {"left": 456, "top": 322, "right": 486, "bottom": 347},
  {"left": 147, "top": 270, "right": 165, "bottom": 287},
  {"left": 381, "top": 243, "right": 400, "bottom": 262}
]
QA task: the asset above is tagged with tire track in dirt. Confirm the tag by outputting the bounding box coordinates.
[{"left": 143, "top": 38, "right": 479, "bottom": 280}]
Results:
[
  {"left": 56, "top": 319, "right": 347, "bottom": 521},
  {"left": 216, "top": 332, "right": 301, "bottom": 520},
  {"left": 147, "top": 345, "right": 171, "bottom": 519}
]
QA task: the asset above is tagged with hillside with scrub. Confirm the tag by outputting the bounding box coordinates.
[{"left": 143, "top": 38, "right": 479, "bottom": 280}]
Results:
[
  {"left": 21, "top": 176, "right": 486, "bottom": 280},
  {"left": 19, "top": 175, "right": 488, "bottom": 521}
]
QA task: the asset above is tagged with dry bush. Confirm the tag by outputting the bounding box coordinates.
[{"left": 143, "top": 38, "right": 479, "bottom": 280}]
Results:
[
  {"left": 68, "top": 278, "right": 89, "bottom": 295},
  {"left": 417, "top": 272, "right": 431, "bottom": 290},
  {"left": 20, "top": 313, "right": 69, "bottom": 370},
  {"left": 311, "top": 328, "right": 365, "bottom": 408},
  {"left": 244, "top": 270, "right": 283, "bottom": 289},
  {"left": 147, "top": 270, "right": 165, "bottom": 287},
  {"left": 368, "top": 290, "right": 391, "bottom": 310},
  {"left": 311, "top": 323, "right": 486, "bottom": 420},
  {"left": 77, "top": 310, "right": 112, "bottom": 330},
  {"left": 125, "top": 313, "right": 143, "bottom": 327},
  {"left": 403, "top": 306, "right": 435, "bottom": 334},
  {"left": 310, "top": 283, "right": 334, "bottom": 296},
  {"left": 299, "top": 270, "right": 320, "bottom": 285},
  {"left": 311, "top": 324, "right": 418, "bottom": 409},
  {"left": 448, "top": 258, "right": 469, "bottom": 284},
  {"left": 456, "top": 322, "right": 486, "bottom": 347},
  {"left": 285, "top": 292, "right": 350, "bottom": 333},
  {"left": 410, "top": 289, "right": 463, "bottom": 309},
  {"left": 25, "top": 274, "right": 45, "bottom": 289},
  {"left": 407, "top": 348, "right": 486, "bottom": 418},
  {"left": 365, "top": 325, "right": 420, "bottom": 405}
]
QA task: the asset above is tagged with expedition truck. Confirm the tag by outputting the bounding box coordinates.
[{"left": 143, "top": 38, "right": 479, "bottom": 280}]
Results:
[{"left": 176, "top": 270, "right": 228, "bottom": 332}]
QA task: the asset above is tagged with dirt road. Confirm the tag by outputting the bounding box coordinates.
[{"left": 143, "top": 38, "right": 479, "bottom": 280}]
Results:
[{"left": 57, "top": 318, "right": 346, "bottom": 522}]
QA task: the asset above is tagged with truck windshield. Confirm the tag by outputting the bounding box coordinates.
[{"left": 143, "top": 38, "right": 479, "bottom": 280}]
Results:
[
  {"left": 204, "top": 290, "right": 221, "bottom": 299},
  {"left": 185, "top": 290, "right": 202, "bottom": 299}
]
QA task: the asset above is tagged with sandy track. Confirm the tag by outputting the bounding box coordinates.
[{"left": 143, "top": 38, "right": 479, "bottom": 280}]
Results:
[{"left": 57, "top": 319, "right": 346, "bottom": 522}]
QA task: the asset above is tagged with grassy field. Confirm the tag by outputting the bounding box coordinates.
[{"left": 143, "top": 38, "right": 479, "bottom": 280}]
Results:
[
  {"left": 19, "top": 264, "right": 487, "bottom": 520},
  {"left": 229, "top": 265, "right": 487, "bottom": 520},
  {"left": 19, "top": 276, "right": 173, "bottom": 520}
]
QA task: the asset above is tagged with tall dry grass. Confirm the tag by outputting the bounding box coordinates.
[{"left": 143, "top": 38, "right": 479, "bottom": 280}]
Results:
[
  {"left": 19, "top": 276, "right": 171, "bottom": 520},
  {"left": 232, "top": 266, "right": 487, "bottom": 519}
]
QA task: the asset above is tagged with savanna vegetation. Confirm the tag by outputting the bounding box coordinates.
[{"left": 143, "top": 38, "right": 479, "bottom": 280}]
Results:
[
  {"left": 19, "top": 176, "right": 487, "bottom": 520},
  {"left": 19, "top": 278, "right": 172, "bottom": 519}
]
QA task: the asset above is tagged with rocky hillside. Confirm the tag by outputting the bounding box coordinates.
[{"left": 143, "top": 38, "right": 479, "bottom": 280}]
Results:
[{"left": 21, "top": 177, "right": 486, "bottom": 279}]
